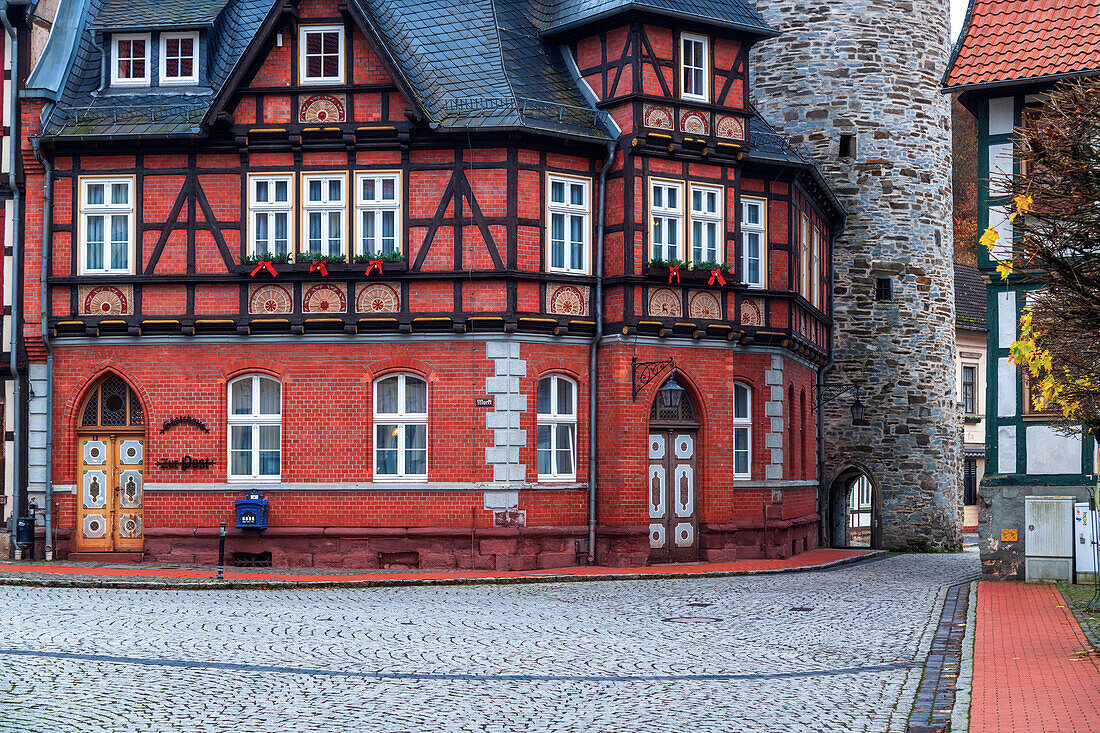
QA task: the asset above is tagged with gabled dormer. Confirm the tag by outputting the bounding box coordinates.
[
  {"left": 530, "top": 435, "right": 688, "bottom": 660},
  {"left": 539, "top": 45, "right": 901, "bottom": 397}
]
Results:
[{"left": 90, "top": 0, "right": 226, "bottom": 90}]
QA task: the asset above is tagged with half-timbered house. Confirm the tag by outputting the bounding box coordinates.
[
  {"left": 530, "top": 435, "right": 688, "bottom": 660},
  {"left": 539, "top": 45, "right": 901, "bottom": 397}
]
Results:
[{"left": 17, "top": 0, "right": 843, "bottom": 567}]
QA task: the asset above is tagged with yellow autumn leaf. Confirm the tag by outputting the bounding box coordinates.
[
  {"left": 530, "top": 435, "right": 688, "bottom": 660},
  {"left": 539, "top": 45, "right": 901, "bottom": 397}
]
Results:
[
  {"left": 980, "top": 226, "right": 1000, "bottom": 251},
  {"left": 996, "top": 260, "right": 1014, "bottom": 279}
]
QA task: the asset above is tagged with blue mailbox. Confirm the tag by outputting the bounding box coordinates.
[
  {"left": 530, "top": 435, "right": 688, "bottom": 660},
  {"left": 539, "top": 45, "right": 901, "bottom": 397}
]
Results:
[{"left": 235, "top": 491, "right": 269, "bottom": 530}]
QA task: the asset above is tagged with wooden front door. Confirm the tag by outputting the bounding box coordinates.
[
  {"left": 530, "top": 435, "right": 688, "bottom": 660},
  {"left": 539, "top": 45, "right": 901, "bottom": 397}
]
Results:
[
  {"left": 648, "top": 430, "right": 699, "bottom": 562},
  {"left": 74, "top": 375, "right": 146, "bottom": 553}
]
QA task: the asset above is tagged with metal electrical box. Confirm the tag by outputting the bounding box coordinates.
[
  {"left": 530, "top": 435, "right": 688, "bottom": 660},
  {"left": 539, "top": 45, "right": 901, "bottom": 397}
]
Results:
[
  {"left": 1025, "top": 495, "right": 1074, "bottom": 581},
  {"left": 1075, "top": 503, "right": 1098, "bottom": 581}
]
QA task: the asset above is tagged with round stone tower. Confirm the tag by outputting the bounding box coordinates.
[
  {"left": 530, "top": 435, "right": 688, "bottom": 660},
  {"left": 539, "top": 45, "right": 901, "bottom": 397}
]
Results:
[{"left": 752, "top": 0, "right": 962, "bottom": 550}]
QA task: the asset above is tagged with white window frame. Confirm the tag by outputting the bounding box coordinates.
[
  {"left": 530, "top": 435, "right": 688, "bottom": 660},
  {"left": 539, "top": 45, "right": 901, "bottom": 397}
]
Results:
[
  {"left": 356, "top": 171, "right": 402, "bottom": 257},
  {"left": 111, "top": 33, "right": 151, "bottom": 87},
  {"left": 301, "top": 173, "right": 347, "bottom": 258},
  {"left": 799, "top": 214, "right": 811, "bottom": 299},
  {"left": 373, "top": 373, "right": 429, "bottom": 481},
  {"left": 78, "top": 176, "right": 135, "bottom": 275},
  {"left": 299, "top": 25, "right": 345, "bottom": 85},
  {"left": 247, "top": 174, "right": 295, "bottom": 260},
  {"left": 732, "top": 383, "right": 752, "bottom": 479},
  {"left": 740, "top": 197, "right": 766, "bottom": 289},
  {"left": 812, "top": 225, "right": 822, "bottom": 308},
  {"left": 680, "top": 32, "right": 709, "bottom": 102},
  {"left": 962, "top": 363, "right": 979, "bottom": 414},
  {"left": 546, "top": 174, "right": 591, "bottom": 274},
  {"left": 688, "top": 183, "right": 722, "bottom": 267},
  {"left": 159, "top": 31, "right": 199, "bottom": 86},
  {"left": 536, "top": 375, "right": 578, "bottom": 481},
  {"left": 227, "top": 374, "right": 282, "bottom": 483},
  {"left": 650, "top": 179, "right": 684, "bottom": 262}
]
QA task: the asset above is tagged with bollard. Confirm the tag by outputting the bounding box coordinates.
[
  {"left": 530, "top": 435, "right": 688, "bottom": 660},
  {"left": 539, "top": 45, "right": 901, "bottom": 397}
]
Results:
[{"left": 217, "top": 521, "right": 226, "bottom": 580}]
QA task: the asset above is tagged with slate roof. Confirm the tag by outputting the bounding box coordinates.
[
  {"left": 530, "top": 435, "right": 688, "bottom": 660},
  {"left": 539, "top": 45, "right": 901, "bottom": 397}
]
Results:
[
  {"left": 90, "top": 0, "right": 230, "bottom": 30},
  {"left": 944, "top": 0, "right": 1100, "bottom": 90},
  {"left": 955, "top": 262, "right": 988, "bottom": 331},
  {"left": 543, "top": 0, "right": 776, "bottom": 37}
]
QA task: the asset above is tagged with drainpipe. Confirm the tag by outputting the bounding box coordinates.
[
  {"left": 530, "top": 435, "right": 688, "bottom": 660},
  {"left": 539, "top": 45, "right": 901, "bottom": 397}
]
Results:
[
  {"left": 1, "top": 2, "right": 21, "bottom": 557},
  {"left": 31, "top": 136, "right": 52, "bottom": 560},
  {"left": 90, "top": 33, "right": 106, "bottom": 95},
  {"left": 816, "top": 228, "right": 841, "bottom": 548},
  {"left": 587, "top": 140, "right": 617, "bottom": 565}
]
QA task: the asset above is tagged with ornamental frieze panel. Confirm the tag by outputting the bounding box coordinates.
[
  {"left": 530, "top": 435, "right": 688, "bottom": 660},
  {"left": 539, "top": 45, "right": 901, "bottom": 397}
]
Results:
[
  {"left": 740, "top": 298, "right": 764, "bottom": 327},
  {"left": 356, "top": 283, "right": 400, "bottom": 314},
  {"left": 647, "top": 287, "right": 682, "bottom": 318},
  {"left": 248, "top": 284, "right": 293, "bottom": 315},
  {"left": 546, "top": 284, "right": 589, "bottom": 317},
  {"left": 299, "top": 93, "right": 346, "bottom": 124},
  {"left": 79, "top": 285, "right": 133, "bottom": 316},
  {"left": 716, "top": 115, "right": 745, "bottom": 141},
  {"left": 688, "top": 291, "right": 721, "bottom": 320},
  {"left": 302, "top": 283, "right": 347, "bottom": 314},
  {"left": 642, "top": 104, "right": 674, "bottom": 130},
  {"left": 679, "top": 109, "right": 709, "bottom": 136}
]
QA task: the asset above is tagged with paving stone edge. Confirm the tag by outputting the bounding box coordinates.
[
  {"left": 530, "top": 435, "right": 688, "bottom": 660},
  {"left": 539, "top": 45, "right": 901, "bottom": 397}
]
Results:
[{"left": 0, "top": 550, "right": 887, "bottom": 591}]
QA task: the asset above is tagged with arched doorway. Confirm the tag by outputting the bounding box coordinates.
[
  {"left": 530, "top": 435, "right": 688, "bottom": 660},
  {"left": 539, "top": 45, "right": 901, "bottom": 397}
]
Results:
[
  {"left": 828, "top": 466, "right": 880, "bottom": 549},
  {"left": 73, "top": 374, "right": 146, "bottom": 556},
  {"left": 647, "top": 375, "right": 700, "bottom": 563}
]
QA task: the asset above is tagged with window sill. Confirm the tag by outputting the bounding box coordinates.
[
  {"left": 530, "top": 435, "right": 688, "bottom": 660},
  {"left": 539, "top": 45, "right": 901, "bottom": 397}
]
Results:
[
  {"left": 642, "top": 264, "right": 732, "bottom": 286},
  {"left": 227, "top": 477, "right": 281, "bottom": 484},
  {"left": 536, "top": 476, "right": 577, "bottom": 483},
  {"left": 372, "top": 476, "right": 428, "bottom": 484}
]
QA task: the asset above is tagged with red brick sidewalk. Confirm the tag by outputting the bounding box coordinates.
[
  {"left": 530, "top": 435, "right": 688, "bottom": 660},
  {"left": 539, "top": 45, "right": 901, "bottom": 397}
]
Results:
[
  {"left": 972, "top": 581, "right": 1100, "bottom": 733},
  {"left": 0, "top": 547, "right": 874, "bottom": 586}
]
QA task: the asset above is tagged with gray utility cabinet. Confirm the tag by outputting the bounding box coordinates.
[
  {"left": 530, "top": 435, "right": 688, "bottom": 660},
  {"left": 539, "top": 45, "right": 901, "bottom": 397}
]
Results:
[{"left": 1025, "top": 495, "right": 1074, "bottom": 581}]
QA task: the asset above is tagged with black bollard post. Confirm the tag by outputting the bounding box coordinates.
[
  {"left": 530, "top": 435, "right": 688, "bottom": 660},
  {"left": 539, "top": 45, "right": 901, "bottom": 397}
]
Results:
[{"left": 217, "top": 521, "right": 226, "bottom": 580}]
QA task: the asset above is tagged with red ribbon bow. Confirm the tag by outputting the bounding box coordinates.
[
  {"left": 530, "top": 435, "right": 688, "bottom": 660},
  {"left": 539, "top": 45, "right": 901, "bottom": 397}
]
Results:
[
  {"left": 708, "top": 269, "right": 726, "bottom": 286},
  {"left": 365, "top": 259, "right": 384, "bottom": 276},
  {"left": 250, "top": 260, "right": 277, "bottom": 278},
  {"left": 668, "top": 264, "right": 680, "bottom": 284},
  {"left": 309, "top": 259, "right": 328, "bottom": 277}
]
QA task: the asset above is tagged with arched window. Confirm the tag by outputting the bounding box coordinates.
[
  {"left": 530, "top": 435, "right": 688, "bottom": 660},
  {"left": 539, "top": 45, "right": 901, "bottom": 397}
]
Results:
[
  {"left": 81, "top": 374, "right": 144, "bottom": 428},
  {"left": 788, "top": 384, "right": 797, "bottom": 478},
  {"left": 536, "top": 375, "right": 577, "bottom": 480},
  {"left": 374, "top": 373, "right": 428, "bottom": 479},
  {"left": 732, "top": 383, "right": 751, "bottom": 478},
  {"left": 228, "top": 374, "right": 281, "bottom": 481}
]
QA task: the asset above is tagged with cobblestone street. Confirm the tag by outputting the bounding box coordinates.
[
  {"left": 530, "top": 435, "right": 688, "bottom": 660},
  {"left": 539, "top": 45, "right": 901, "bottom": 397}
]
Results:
[{"left": 0, "top": 553, "right": 978, "bottom": 733}]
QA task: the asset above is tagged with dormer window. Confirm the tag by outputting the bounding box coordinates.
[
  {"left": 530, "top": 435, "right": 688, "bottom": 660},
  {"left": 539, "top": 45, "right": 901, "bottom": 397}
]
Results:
[
  {"left": 161, "top": 32, "right": 199, "bottom": 85},
  {"left": 299, "top": 25, "right": 344, "bottom": 84},
  {"left": 112, "top": 34, "right": 150, "bottom": 86},
  {"left": 680, "top": 33, "right": 708, "bottom": 102}
]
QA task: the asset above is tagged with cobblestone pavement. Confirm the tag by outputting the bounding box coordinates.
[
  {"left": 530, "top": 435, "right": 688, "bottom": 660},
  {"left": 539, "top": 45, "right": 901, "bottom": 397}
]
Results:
[{"left": 0, "top": 553, "right": 978, "bottom": 733}]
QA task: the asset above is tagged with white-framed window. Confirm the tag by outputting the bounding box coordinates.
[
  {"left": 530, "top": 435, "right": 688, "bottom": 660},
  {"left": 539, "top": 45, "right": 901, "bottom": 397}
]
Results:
[
  {"left": 356, "top": 172, "right": 401, "bottom": 257},
  {"left": 536, "top": 375, "right": 577, "bottom": 480},
  {"left": 160, "top": 32, "right": 199, "bottom": 85},
  {"left": 680, "top": 32, "right": 708, "bottom": 102},
  {"left": 650, "top": 180, "right": 683, "bottom": 261},
  {"left": 373, "top": 374, "right": 428, "bottom": 480},
  {"left": 299, "top": 25, "right": 344, "bottom": 84},
  {"left": 741, "top": 197, "right": 766, "bottom": 289},
  {"left": 111, "top": 33, "right": 150, "bottom": 86},
  {"left": 689, "top": 183, "right": 722, "bottom": 266},
  {"left": 732, "top": 383, "right": 751, "bottom": 478},
  {"left": 799, "top": 214, "right": 811, "bottom": 299},
  {"left": 812, "top": 226, "right": 822, "bottom": 308},
  {"left": 547, "top": 175, "right": 590, "bottom": 274},
  {"left": 248, "top": 175, "right": 294, "bottom": 259},
  {"left": 228, "top": 374, "right": 282, "bottom": 482},
  {"left": 79, "top": 177, "right": 134, "bottom": 274},
  {"left": 302, "top": 174, "right": 346, "bottom": 257}
]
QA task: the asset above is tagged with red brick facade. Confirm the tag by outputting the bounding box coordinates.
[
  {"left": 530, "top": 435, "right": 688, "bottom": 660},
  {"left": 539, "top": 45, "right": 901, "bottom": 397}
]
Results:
[{"left": 23, "top": 0, "right": 838, "bottom": 567}]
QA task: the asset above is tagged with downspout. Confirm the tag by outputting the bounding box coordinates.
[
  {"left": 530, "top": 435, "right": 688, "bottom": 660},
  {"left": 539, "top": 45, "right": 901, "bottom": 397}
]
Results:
[
  {"left": 90, "top": 33, "right": 106, "bottom": 95},
  {"left": 1, "top": 2, "right": 20, "bottom": 557},
  {"left": 588, "top": 140, "right": 616, "bottom": 565},
  {"left": 30, "top": 135, "right": 52, "bottom": 560},
  {"left": 816, "top": 227, "right": 841, "bottom": 548}
]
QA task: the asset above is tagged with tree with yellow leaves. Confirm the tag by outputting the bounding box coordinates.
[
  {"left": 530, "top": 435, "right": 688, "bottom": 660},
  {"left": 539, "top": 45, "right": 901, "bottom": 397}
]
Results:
[{"left": 985, "top": 79, "right": 1100, "bottom": 435}]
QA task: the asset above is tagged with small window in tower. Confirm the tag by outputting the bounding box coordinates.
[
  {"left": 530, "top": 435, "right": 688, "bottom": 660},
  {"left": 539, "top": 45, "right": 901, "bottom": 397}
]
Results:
[
  {"left": 839, "top": 134, "right": 854, "bottom": 159},
  {"left": 875, "top": 277, "right": 893, "bottom": 301}
]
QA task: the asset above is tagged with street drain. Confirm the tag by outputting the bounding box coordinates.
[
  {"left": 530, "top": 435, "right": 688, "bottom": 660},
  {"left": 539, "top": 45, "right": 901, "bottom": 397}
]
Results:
[
  {"left": 790, "top": 606, "right": 814, "bottom": 612},
  {"left": 664, "top": 616, "right": 722, "bottom": 623},
  {"left": 686, "top": 602, "right": 713, "bottom": 607}
]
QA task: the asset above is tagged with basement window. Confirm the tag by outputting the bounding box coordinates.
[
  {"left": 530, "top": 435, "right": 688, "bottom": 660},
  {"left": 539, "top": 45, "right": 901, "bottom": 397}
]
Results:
[{"left": 875, "top": 277, "right": 893, "bottom": 301}]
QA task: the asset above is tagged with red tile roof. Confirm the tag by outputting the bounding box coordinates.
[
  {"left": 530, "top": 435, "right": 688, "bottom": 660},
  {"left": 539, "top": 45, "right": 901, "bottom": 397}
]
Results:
[{"left": 945, "top": 0, "right": 1100, "bottom": 89}]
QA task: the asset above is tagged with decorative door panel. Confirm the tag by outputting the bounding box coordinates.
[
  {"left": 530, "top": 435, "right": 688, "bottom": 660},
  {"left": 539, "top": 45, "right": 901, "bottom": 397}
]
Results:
[
  {"left": 74, "top": 434, "right": 144, "bottom": 553},
  {"left": 647, "top": 429, "right": 699, "bottom": 563},
  {"left": 113, "top": 437, "right": 144, "bottom": 551}
]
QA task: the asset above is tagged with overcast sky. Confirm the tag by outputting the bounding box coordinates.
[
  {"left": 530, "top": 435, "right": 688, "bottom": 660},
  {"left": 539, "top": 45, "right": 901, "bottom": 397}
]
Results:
[{"left": 950, "top": 0, "right": 968, "bottom": 41}]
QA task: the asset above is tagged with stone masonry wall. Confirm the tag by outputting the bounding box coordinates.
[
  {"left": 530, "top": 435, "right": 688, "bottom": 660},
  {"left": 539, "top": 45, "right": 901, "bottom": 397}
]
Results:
[{"left": 752, "top": 0, "right": 962, "bottom": 550}]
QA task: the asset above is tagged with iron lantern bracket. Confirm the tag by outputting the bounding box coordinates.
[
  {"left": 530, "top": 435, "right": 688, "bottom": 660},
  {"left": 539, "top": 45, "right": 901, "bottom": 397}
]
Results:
[
  {"left": 631, "top": 356, "right": 676, "bottom": 401},
  {"left": 812, "top": 382, "right": 860, "bottom": 413}
]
